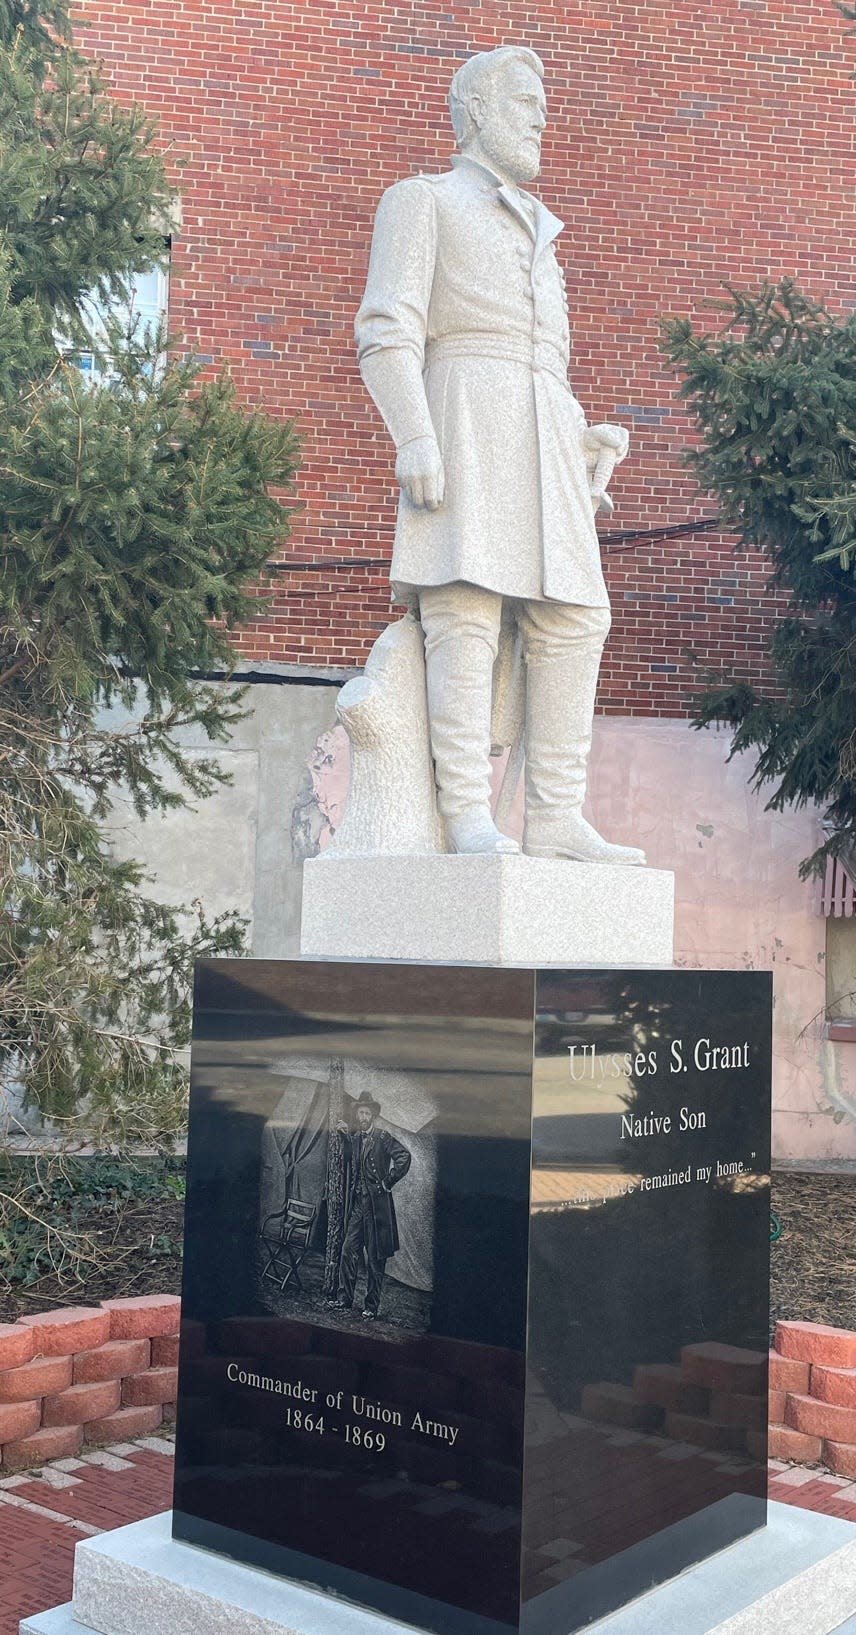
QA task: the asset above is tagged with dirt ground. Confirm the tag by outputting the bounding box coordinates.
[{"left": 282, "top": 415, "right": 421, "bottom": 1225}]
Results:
[
  {"left": 1, "top": 1168, "right": 853, "bottom": 1336},
  {"left": 0, "top": 1194, "right": 184, "bottom": 1325}
]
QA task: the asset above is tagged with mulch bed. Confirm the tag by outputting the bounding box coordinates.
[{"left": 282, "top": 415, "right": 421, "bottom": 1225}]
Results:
[
  {"left": 1, "top": 1166, "right": 853, "bottom": 1336},
  {"left": 770, "top": 1170, "right": 856, "bottom": 1336},
  {"left": 0, "top": 1190, "right": 183, "bottom": 1326}
]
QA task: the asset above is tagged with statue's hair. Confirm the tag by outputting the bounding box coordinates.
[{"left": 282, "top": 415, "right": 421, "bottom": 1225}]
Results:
[{"left": 448, "top": 46, "right": 545, "bottom": 147}]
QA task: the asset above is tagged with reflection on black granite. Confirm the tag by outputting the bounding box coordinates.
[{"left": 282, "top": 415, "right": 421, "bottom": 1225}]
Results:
[
  {"left": 173, "top": 962, "right": 771, "bottom": 1635},
  {"left": 522, "top": 969, "right": 770, "bottom": 1633},
  {"left": 174, "top": 961, "right": 534, "bottom": 1635}
]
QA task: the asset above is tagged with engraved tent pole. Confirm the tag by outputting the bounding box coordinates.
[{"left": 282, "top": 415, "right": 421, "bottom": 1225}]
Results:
[{"left": 322, "top": 1057, "right": 346, "bottom": 1297}]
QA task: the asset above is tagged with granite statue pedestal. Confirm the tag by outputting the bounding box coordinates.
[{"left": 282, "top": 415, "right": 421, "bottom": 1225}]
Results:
[
  {"left": 161, "top": 960, "right": 772, "bottom": 1635},
  {"left": 148, "top": 961, "right": 774, "bottom": 1634},
  {"left": 19, "top": 1503, "right": 856, "bottom": 1635},
  {"left": 21, "top": 959, "right": 856, "bottom": 1635},
  {"left": 299, "top": 854, "right": 675, "bottom": 965}
]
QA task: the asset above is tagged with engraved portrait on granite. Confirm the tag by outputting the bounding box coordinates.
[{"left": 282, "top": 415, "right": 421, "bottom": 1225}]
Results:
[{"left": 257, "top": 1057, "right": 437, "bottom": 1335}]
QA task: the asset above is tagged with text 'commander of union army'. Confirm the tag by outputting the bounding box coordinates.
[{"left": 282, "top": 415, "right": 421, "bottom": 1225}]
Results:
[{"left": 355, "top": 45, "right": 645, "bottom": 866}]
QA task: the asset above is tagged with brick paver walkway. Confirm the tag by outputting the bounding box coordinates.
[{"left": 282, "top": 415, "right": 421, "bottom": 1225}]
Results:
[
  {"left": 0, "top": 1435, "right": 174, "bottom": 1635},
  {"left": 1, "top": 1442, "right": 855, "bottom": 1635},
  {"left": 768, "top": 1457, "right": 856, "bottom": 1520}
]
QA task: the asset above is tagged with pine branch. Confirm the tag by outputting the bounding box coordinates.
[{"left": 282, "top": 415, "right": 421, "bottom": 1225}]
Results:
[{"left": 661, "top": 279, "right": 856, "bottom": 875}]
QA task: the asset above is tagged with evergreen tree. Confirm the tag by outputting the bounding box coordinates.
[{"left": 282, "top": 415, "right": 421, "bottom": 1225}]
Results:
[
  {"left": 661, "top": 281, "right": 856, "bottom": 878},
  {"left": 0, "top": 1, "right": 300, "bottom": 1142}
]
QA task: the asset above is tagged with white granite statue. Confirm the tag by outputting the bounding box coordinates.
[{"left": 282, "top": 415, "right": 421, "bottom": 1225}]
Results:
[{"left": 337, "top": 44, "right": 645, "bottom": 866}]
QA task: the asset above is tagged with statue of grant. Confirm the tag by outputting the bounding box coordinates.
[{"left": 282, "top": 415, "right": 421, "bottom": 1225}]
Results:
[{"left": 335, "top": 44, "right": 645, "bottom": 866}]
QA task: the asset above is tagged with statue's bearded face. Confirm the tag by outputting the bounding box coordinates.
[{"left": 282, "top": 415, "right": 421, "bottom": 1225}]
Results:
[{"left": 468, "top": 61, "right": 547, "bottom": 184}]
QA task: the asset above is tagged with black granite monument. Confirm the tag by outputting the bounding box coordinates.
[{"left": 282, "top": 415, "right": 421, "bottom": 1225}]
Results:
[{"left": 173, "top": 960, "right": 771, "bottom": 1635}]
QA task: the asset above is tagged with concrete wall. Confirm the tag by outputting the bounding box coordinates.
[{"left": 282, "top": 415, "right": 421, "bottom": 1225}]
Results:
[
  {"left": 104, "top": 682, "right": 856, "bottom": 1167},
  {"left": 103, "top": 673, "right": 345, "bottom": 961},
  {"left": 1, "top": 675, "right": 347, "bottom": 1145}
]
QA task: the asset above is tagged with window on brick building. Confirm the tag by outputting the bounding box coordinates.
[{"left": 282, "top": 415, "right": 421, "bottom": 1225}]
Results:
[{"left": 61, "top": 259, "right": 169, "bottom": 383}]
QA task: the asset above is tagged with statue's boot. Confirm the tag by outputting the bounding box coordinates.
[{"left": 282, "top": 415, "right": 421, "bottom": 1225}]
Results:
[
  {"left": 446, "top": 805, "right": 519, "bottom": 856},
  {"left": 422, "top": 615, "right": 519, "bottom": 857},
  {"left": 522, "top": 614, "right": 646, "bottom": 867}
]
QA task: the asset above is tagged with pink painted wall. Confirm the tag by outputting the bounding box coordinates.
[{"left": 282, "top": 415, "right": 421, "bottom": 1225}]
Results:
[{"left": 590, "top": 720, "right": 856, "bottom": 1166}]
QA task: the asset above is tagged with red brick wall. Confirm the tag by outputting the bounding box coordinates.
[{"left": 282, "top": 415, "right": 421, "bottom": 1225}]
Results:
[{"left": 74, "top": 1, "right": 856, "bottom": 714}]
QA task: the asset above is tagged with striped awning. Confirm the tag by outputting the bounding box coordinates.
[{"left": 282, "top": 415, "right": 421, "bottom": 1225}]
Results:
[{"left": 820, "top": 851, "right": 856, "bottom": 917}]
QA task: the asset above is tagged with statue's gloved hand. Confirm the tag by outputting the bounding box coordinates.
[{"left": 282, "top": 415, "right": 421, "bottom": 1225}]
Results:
[
  {"left": 582, "top": 423, "right": 630, "bottom": 463},
  {"left": 395, "top": 434, "right": 445, "bottom": 511},
  {"left": 581, "top": 423, "right": 630, "bottom": 517}
]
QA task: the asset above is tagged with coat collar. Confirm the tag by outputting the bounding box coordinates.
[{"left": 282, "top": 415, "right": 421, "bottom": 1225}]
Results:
[{"left": 449, "top": 153, "right": 564, "bottom": 253}]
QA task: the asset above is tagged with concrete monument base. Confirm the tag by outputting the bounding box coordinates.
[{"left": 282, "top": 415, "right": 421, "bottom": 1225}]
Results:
[
  {"left": 19, "top": 1504, "right": 856, "bottom": 1635},
  {"left": 299, "top": 853, "right": 675, "bottom": 965}
]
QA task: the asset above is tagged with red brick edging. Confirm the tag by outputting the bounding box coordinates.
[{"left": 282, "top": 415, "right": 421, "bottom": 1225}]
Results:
[
  {"left": 576, "top": 1320, "right": 856, "bottom": 1478},
  {"left": 4, "top": 1300, "right": 855, "bottom": 1478},
  {"left": 0, "top": 1297, "right": 179, "bottom": 1472},
  {"left": 769, "top": 1320, "right": 856, "bottom": 1477}
]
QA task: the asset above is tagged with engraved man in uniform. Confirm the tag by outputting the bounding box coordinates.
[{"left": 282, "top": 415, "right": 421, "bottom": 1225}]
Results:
[
  {"left": 336, "top": 1092, "right": 412, "bottom": 1320},
  {"left": 356, "top": 46, "right": 644, "bottom": 865}
]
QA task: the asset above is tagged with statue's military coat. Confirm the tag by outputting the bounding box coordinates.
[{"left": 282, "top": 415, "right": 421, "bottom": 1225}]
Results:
[{"left": 355, "top": 155, "right": 608, "bottom": 608}]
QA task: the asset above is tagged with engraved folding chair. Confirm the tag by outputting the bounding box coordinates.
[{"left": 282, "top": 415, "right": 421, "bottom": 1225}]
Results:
[{"left": 259, "top": 1198, "right": 317, "bottom": 1294}]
